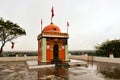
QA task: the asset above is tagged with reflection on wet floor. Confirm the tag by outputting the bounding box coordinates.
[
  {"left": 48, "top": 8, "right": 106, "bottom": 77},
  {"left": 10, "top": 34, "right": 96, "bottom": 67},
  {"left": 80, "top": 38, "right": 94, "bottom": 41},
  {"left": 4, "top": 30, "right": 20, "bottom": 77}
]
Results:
[
  {"left": 96, "top": 63, "right": 120, "bottom": 79},
  {"left": 0, "top": 61, "right": 28, "bottom": 80},
  {"left": 0, "top": 60, "right": 120, "bottom": 80},
  {"left": 38, "top": 67, "right": 69, "bottom": 80}
]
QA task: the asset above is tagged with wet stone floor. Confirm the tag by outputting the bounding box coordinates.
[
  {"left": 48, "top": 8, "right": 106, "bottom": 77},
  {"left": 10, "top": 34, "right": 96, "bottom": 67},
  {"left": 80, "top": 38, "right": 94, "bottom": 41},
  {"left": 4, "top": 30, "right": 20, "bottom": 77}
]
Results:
[
  {"left": 0, "top": 61, "right": 37, "bottom": 80},
  {"left": 0, "top": 60, "right": 120, "bottom": 80}
]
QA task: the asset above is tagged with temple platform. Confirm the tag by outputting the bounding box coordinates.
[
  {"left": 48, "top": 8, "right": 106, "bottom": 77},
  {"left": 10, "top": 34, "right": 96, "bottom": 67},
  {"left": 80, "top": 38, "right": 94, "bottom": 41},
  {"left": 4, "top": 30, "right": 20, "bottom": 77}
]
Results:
[{"left": 26, "top": 59, "right": 87, "bottom": 69}]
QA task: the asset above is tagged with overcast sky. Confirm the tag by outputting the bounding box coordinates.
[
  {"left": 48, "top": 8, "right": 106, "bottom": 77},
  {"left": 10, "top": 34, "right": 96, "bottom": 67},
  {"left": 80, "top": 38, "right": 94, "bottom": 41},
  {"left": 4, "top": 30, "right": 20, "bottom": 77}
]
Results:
[{"left": 0, "top": 0, "right": 120, "bottom": 51}]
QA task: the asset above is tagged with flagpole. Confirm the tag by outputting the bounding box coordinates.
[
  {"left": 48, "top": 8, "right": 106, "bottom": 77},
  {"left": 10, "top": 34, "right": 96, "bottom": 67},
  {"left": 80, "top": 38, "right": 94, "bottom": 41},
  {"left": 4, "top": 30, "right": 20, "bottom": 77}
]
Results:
[
  {"left": 67, "top": 21, "right": 69, "bottom": 34},
  {"left": 67, "top": 25, "right": 68, "bottom": 34},
  {"left": 51, "top": 17, "right": 52, "bottom": 24},
  {"left": 41, "top": 19, "right": 43, "bottom": 33}
]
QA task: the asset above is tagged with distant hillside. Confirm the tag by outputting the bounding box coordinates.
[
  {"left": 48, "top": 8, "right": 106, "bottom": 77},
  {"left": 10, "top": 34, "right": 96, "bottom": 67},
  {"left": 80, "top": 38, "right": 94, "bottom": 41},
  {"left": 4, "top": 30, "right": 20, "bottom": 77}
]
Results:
[{"left": 0, "top": 51, "right": 38, "bottom": 57}]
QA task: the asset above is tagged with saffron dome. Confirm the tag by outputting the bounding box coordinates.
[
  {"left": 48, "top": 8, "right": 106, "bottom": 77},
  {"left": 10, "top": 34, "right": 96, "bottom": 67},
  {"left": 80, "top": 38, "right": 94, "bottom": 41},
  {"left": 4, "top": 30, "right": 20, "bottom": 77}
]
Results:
[{"left": 43, "top": 23, "right": 61, "bottom": 33}]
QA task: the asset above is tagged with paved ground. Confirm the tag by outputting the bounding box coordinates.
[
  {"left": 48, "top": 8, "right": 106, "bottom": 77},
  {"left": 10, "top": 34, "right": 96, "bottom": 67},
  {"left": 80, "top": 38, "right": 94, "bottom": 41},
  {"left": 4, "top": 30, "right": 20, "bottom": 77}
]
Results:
[
  {"left": 0, "top": 61, "right": 120, "bottom": 80},
  {"left": 0, "top": 61, "right": 38, "bottom": 80}
]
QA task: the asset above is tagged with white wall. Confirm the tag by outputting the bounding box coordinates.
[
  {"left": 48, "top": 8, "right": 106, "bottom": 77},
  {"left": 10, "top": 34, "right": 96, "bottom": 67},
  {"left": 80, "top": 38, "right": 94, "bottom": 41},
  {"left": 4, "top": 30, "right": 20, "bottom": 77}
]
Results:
[
  {"left": 0, "top": 56, "right": 37, "bottom": 61},
  {"left": 69, "top": 55, "right": 120, "bottom": 64}
]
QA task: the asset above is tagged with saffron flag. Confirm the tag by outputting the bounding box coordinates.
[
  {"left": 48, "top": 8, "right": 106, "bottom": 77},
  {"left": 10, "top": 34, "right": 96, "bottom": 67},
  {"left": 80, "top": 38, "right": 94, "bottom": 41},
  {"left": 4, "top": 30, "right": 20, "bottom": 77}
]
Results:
[
  {"left": 51, "top": 6, "right": 54, "bottom": 18},
  {"left": 11, "top": 42, "right": 14, "bottom": 49},
  {"left": 67, "top": 21, "right": 69, "bottom": 27},
  {"left": 0, "top": 48, "right": 3, "bottom": 53}
]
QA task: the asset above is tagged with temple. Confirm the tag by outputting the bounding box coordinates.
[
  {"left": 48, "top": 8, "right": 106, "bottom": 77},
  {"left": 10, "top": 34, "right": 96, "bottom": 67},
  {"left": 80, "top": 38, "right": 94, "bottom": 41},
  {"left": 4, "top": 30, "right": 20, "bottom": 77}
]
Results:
[{"left": 37, "top": 22, "right": 69, "bottom": 63}]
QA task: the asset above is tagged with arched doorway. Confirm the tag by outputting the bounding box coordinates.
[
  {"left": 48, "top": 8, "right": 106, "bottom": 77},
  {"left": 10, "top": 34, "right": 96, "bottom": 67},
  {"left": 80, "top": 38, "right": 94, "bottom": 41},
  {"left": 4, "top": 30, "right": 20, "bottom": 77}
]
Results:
[{"left": 53, "top": 44, "right": 59, "bottom": 59}]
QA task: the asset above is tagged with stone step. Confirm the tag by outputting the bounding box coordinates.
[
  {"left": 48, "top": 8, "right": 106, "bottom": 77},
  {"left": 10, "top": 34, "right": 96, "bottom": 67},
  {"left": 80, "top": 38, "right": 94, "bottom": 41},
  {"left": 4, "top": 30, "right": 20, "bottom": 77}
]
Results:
[{"left": 28, "top": 64, "right": 55, "bottom": 69}]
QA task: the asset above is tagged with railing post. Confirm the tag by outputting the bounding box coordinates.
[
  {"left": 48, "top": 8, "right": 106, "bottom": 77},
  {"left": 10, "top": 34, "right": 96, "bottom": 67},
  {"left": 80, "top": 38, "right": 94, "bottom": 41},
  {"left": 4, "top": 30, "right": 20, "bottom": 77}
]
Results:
[
  {"left": 109, "top": 52, "right": 114, "bottom": 58},
  {"left": 16, "top": 53, "right": 19, "bottom": 57},
  {"left": 84, "top": 52, "right": 88, "bottom": 61},
  {"left": 24, "top": 53, "right": 27, "bottom": 57},
  {"left": 84, "top": 52, "right": 88, "bottom": 57},
  {"left": 69, "top": 52, "right": 71, "bottom": 56}
]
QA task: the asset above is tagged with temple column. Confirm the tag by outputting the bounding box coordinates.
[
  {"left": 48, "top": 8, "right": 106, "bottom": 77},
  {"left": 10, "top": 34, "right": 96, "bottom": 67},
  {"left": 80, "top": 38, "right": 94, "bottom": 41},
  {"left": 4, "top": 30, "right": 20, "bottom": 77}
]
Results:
[{"left": 42, "top": 38, "right": 46, "bottom": 62}]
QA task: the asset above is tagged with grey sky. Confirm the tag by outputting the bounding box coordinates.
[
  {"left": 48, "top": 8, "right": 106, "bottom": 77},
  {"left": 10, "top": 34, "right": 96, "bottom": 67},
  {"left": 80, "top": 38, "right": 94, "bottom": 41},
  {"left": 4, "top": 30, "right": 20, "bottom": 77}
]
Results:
[{"left": 0, "top": 0, "right": 120, "bottom": 51}]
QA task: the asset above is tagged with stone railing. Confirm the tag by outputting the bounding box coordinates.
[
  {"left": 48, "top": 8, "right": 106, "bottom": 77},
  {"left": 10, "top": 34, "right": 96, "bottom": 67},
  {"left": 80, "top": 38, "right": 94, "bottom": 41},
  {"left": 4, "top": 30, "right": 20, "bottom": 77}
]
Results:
[
  {"left": 0, "top": 56, "right": 37, "bottom": 61},
  {"left": 15, "top": 53, "right": 27, "bottom": 57},
  {"left": 69, "top": 53, "right": 120, "bottom": 64}
]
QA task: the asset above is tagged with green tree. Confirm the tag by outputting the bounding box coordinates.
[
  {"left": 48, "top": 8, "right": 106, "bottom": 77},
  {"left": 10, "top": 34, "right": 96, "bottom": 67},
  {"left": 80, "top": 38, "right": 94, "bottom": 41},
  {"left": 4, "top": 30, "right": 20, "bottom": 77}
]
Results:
[
  {"left": 0, "top": 18, "right": 26, "bottom": 54},
  {"left": 95, "top": 39, "right": 120, "bottom": 57}
]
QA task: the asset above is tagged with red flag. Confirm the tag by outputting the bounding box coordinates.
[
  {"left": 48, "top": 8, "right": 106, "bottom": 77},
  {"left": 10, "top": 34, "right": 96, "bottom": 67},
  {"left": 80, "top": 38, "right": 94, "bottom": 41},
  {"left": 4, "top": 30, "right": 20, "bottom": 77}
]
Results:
[
  {"left": 51, "top": 6, "right": 54, "bottom": 18},
  {"left": 0, "top": 48, "right": 3, "bottom": 53},
  {"left": 67, "top": 21, "right": 69, "bottom": 27},
  {"left": 11, "top": 42, "right": 14, "bottom": 49},
  {"left": 41, "top": 19, "right": 43, "bottom": 26}
]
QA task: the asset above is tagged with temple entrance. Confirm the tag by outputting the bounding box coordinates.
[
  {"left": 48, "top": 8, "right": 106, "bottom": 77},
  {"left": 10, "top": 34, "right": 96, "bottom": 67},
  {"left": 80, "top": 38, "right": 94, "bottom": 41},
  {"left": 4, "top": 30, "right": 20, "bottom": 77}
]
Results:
[
  {"left": 52, "top": 44, "right": 62, "bottom": 63},
  {"left": 53, "top": 44, "right": 59, "bottom": 59}
]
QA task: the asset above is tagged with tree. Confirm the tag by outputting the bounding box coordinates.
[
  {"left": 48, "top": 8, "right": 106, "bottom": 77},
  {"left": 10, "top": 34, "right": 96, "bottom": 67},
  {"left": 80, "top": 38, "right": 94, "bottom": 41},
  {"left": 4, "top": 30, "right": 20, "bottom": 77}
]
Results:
[
  {"left": 0, "top": 18, "right": 26, "bottom": 54},
  {"left": 95, "top": 39, "right": 120, "bottom": 57}
]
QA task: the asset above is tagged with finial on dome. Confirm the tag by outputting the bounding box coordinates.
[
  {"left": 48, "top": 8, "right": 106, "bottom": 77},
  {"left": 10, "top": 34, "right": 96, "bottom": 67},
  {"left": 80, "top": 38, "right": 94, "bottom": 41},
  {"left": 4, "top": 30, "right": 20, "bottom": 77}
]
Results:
[{"left": 51, "top": 22, "right": 53, "bottom": 24}]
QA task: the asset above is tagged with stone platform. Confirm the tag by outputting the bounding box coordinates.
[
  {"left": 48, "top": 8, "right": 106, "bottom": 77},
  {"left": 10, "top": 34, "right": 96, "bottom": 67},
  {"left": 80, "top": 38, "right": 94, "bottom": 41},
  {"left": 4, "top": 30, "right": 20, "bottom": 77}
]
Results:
[{"left": 26, "top": 59, "right": 87, "bottom": 69}]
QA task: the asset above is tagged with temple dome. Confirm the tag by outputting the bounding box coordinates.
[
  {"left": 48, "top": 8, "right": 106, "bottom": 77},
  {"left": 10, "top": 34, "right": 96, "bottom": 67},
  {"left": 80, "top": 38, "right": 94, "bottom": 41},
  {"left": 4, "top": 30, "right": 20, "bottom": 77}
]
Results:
[{"left": 43, "top": 23, "right": 61, "bottom": 33}]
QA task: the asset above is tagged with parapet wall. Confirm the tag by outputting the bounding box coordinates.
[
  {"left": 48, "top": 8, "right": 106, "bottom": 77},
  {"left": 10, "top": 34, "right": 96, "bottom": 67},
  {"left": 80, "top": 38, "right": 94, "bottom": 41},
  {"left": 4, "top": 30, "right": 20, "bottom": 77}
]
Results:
[
  {"left": 1, "top": 55, "right": 120, "bottom": 63},
  {"left": 69, "top": 55, "right": 120, "bottom": 64},
  {"left": 0, "top": 56, "right": 37, "bottom": 61}
]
